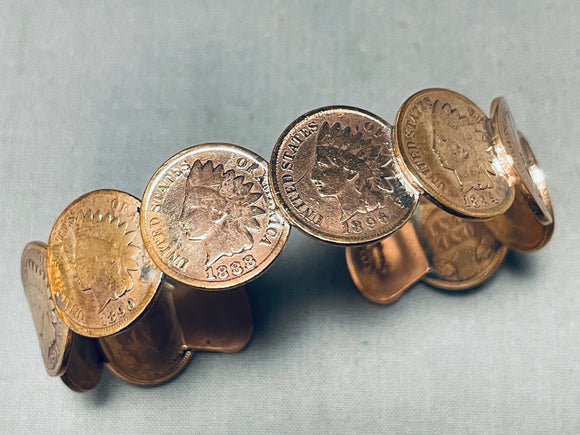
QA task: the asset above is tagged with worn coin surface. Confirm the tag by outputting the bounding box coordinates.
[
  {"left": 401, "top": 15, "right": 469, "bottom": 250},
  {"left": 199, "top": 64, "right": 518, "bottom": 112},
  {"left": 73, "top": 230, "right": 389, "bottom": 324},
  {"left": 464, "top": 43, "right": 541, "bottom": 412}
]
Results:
[
  {"left": 485, "top": 132, "right": 554, "bottom": 251},
  {"left": 416, "top": 200, "right": 507, "bottom": 290},
  {"left": 270, "top": 106, "right": 419, "bottom": 245},
  {"left": 395, "top": 89, "right": 514, "bottom": 218},
  {"left": 48, "top": 190, "right": 163, "bottom": 338},
  {"left": 141, "top": 143, "right": 290, "bottom": 289},
  {"left": 21, "top": 241, "right": 72, "bottom": 376},
  {"left": 490, "top": 97, "right": 552, "bottom": 225},
  {"left": 99, "top": 285, "right": 192, "bottom": 385}
]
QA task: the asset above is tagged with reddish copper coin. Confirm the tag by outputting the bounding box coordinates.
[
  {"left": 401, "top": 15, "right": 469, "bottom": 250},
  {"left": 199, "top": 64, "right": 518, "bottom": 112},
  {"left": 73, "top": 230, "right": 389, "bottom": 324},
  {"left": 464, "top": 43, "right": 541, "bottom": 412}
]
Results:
[{"left": 171, "top": 283, "right": 252, "bottom": 353}]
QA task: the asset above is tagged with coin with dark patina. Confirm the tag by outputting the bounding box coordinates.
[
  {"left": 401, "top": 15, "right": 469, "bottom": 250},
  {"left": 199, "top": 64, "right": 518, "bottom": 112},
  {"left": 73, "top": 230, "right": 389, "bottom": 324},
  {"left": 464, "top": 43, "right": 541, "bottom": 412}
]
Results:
[
  {"left": 270, "top": 106, "right": 419, "bottom": 245},
  {"left": 21, "top": 241, "right": 72, "bottom": 376},
  {"left": 48, "top": 190, "right": 163, "bottom": 338},
  {"left": 394, "top": 89, "right": 514, "bottom": 219},
  {"left": 141, "top": 143, "right": 290, "bottom": 290}
]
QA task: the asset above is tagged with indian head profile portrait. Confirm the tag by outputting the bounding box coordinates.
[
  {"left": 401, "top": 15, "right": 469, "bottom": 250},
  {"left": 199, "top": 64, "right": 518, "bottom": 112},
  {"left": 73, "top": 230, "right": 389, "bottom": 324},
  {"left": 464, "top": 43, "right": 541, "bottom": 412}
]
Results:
[
  {"left": 311, "top": 121, "right": 413, "bottom": 222},
  {"left": 431, "top": 100, "right": 497, "bottom": 194},
  {"left": 72, "top": 211, "right": 140, "bottom": 313},
  {"left": 178, "top": 160, "right": 266, "bottom": 266}
]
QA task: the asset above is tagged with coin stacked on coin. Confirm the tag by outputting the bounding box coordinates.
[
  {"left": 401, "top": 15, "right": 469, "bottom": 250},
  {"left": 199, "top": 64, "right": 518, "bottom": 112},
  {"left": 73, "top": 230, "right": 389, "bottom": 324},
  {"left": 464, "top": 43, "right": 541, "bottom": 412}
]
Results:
[
  {"left": 268, "top": 89, "right": 553, "bottom": 304},
  {"left": 21, "top": 144, "right": 289, "bottom": 390},
  {"left": 21, "top": 89, "right": 553, "bottom": 391}
]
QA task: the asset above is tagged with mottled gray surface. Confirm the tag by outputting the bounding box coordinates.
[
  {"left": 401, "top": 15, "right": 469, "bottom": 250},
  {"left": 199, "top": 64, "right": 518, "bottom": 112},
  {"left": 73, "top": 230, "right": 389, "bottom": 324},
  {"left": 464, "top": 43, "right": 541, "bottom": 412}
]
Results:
[{"left": 1, "top": 1, "right": 578, "bottom": 433}]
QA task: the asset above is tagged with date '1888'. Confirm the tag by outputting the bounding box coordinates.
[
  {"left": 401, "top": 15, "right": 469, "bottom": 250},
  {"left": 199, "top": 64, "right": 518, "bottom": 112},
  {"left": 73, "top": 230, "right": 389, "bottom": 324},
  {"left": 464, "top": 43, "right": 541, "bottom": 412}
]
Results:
[{"left": 205, "top": 255, "right": 257, "bottom": 280}]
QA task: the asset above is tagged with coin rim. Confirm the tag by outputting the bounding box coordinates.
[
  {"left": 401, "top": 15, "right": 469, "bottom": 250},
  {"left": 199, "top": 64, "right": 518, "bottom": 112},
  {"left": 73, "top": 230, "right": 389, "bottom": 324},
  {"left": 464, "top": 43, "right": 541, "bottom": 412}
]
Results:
[
  {"left": 47, "top": 190, "right": 163, "bottom": 338},
  {"left": 394, "top": 88, "right": 515, "bottom": 219},
  {"left": 101, "top": 342, "right": 193, "bottom": 386},
  {"left": 490, "top": 97, "right": 553, "bottom": 226},
  {"left": 141, "top": 143, "right": 291, "bottom": 289},
  {"left": 269, "top": 105, "right": 419, "bottom": 246},
  {"left": 484, "top": 131, "right": 555, "bottom": 251}
]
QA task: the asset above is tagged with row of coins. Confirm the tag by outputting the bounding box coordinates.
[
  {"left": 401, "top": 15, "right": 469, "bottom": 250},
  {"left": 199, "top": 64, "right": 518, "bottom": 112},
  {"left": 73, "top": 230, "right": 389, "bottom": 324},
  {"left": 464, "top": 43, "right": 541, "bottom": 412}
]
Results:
[
  {"left": 22, "top": 241, "right": 253, "bottom": 390},
  {"left": 21, "top": 88, "right": 553, "bottom": 391}
]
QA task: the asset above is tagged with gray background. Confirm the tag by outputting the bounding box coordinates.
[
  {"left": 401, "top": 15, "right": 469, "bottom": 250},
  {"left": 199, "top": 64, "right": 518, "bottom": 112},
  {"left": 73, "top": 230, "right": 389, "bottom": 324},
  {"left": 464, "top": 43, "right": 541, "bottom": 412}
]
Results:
[{"left": 1, "top": 1, "right": 578, "bottom": 433}]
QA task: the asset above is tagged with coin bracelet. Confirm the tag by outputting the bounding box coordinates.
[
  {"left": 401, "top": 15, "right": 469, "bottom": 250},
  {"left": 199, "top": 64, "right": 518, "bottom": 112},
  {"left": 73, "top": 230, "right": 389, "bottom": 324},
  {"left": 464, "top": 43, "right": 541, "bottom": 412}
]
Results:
[
  {"left": 23, "top": 186, "right": 259, "bottom": 389},
  {"left": 21, "top": 88, "right": 553, "bottom": 390},
  {"left": 268, "top": 89, "right": 553, "bottom": 302}
]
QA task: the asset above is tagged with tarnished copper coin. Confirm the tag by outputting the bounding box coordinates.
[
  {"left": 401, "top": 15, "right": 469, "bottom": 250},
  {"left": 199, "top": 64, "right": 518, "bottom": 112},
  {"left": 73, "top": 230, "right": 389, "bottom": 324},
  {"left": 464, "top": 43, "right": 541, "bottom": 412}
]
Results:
[
  {"left": 60, "top": 335, "right": 103, "bottom": 392},
  {"left": 270, "top": 106, "right": 419, "bottom": 245},
  {"left": 141, "top": 143, "right": 290, "bottom": 290},
  {"left": 485, "top": 132, "right": 554, "bottom": 251},
  {"left": 490, "top": 97, "right": 553, "bottom": 226},
  {"left": 48, "top": 190, "right": 163, "bottom": 338},
  {"left": 21, "top": 242, "right": 72, "bottom": 376},
  {"left": 416, "top": 200, "right": 507, "bottom": 290},
  {"left": 99, "top": 285, "right": 192, "bottom": 385},
  {"left": 394, "top": 89, "right": 514, "bottom": 219}
]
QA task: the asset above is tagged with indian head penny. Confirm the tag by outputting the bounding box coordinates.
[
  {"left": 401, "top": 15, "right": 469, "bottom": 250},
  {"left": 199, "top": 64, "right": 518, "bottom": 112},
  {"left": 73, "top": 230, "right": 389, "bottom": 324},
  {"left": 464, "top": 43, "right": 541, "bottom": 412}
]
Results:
[
  {"left": 21, "top": 241, "right": 72, "bottom": 376},
  {"left": 47, "top": 190, "right": 163, "bottom": 338},
  {"left": 270, "top": 106, "right": 419, "bottom": 245},
  {"left": 395, "top": 89, "right": 514, "bottom": 219},
  {"left": 141, "top": 143, "right": 290, "bottom": 289},
  {"left": 490, "top": 97, "right": 553, "bottom": 226}
]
